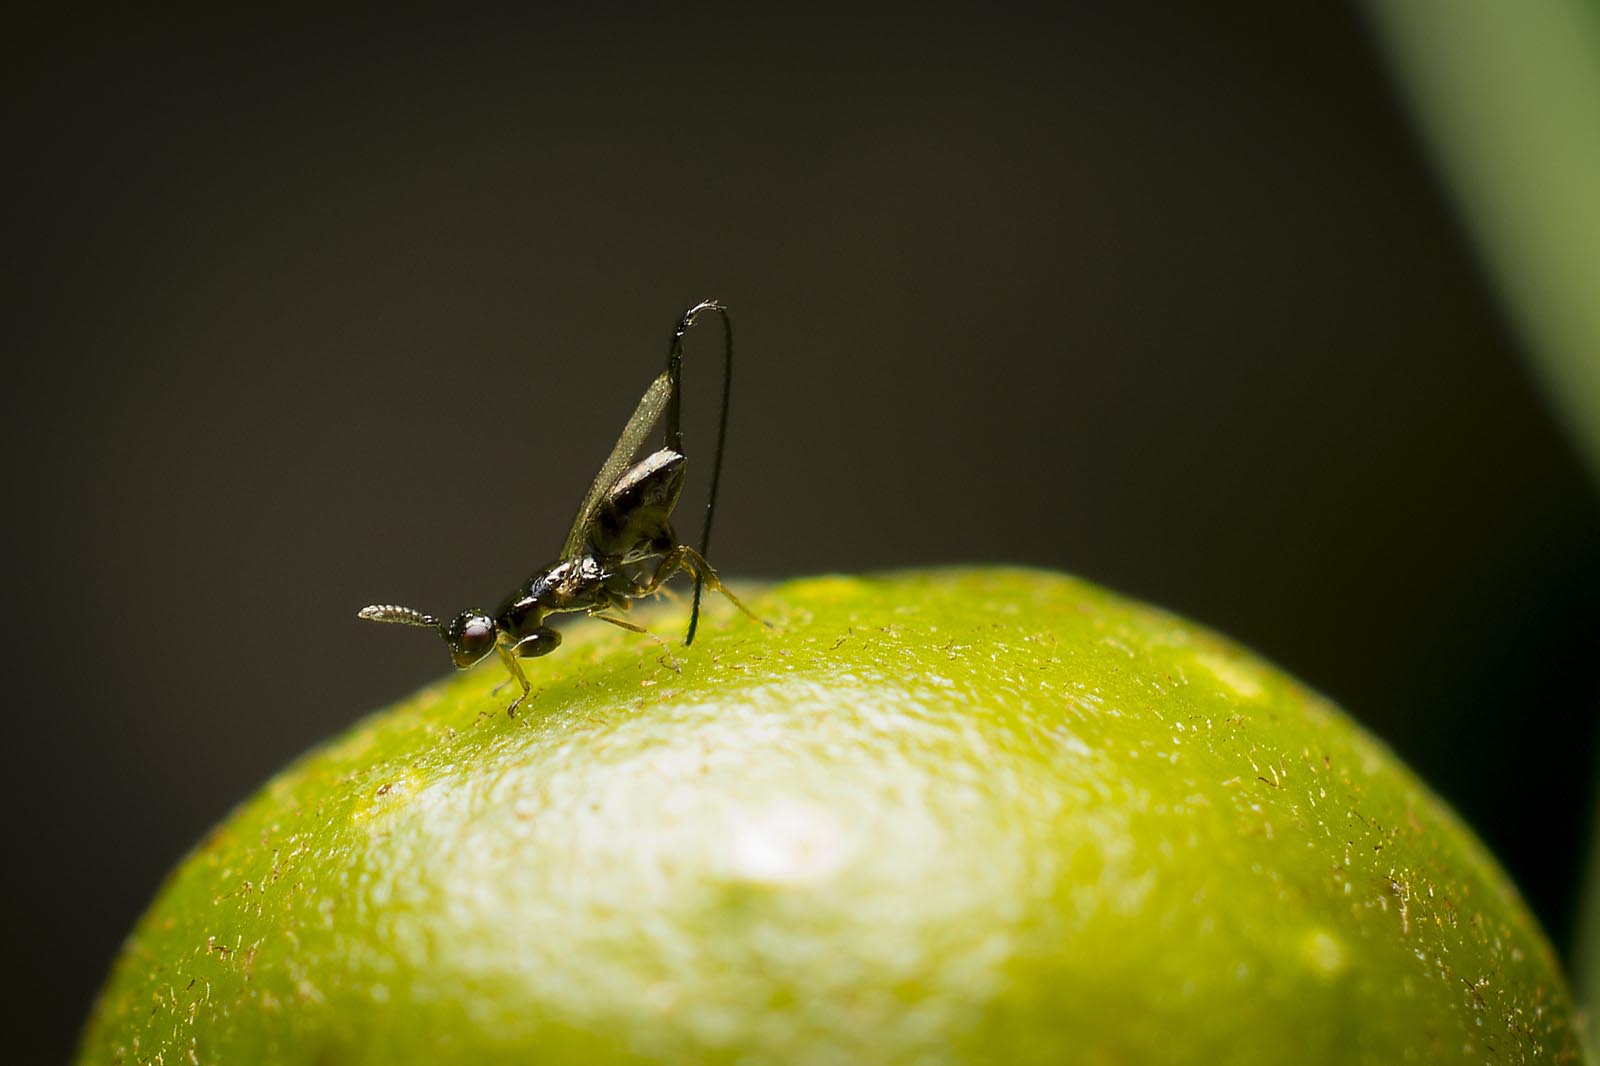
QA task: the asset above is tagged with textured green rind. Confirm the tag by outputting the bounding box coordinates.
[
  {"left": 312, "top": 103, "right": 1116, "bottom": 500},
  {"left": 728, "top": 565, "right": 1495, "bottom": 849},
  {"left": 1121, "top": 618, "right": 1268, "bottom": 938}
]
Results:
[{"left": 79, "top": 569, "right": 1583, "bottom": 1064}]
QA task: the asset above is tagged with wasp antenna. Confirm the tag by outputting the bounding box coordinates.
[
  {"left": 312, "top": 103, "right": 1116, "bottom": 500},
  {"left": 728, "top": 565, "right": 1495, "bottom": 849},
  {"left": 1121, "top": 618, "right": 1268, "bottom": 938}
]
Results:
[
  {"left": 358, "top": 604, "right": 440, "bottom": 627},
  {"left": 665, "top": 299, "right": 732, "bottom": 646}
]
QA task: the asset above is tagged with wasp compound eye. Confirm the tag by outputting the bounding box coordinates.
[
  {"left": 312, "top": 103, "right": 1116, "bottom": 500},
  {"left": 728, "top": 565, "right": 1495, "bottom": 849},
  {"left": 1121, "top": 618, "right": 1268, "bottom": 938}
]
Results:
[{"left": 444, "top": 611, "right": 497, "bottom": 669}]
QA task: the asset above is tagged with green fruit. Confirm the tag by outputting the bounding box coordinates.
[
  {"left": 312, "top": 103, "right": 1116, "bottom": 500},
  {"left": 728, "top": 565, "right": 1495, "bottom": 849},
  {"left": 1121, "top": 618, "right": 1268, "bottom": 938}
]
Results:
[{"left": 78, "top": 569, "right": 1583, "bottom": 1064}]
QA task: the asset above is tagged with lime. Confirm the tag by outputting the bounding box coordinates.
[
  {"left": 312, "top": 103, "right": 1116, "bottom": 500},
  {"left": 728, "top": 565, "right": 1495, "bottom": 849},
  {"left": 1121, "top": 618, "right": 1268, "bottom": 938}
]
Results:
[{"left": 78, "top": 569, "right": 1582, "bottom": 1063}]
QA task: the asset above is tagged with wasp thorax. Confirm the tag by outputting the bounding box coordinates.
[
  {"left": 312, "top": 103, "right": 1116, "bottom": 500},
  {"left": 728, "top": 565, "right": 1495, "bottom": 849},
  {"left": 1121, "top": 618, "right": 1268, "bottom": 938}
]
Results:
[{"left": 443, "top": 610, "right": 498, "bottom": 669}]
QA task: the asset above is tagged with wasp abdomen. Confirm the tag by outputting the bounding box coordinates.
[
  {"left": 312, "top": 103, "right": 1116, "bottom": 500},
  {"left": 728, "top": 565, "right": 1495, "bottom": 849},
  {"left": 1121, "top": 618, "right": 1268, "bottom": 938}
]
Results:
[{"left": 592, "top": 448, "right": 686, "bottom": 562}]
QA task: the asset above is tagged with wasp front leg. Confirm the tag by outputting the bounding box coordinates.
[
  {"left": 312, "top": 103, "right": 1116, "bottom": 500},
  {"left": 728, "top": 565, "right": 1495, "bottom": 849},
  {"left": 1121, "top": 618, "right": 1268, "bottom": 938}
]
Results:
[
  {"left": 493, "top": 627, "right": 563, "bottom": 716},
  {"left": 493, "top": 640, "right": 532, "bottom": 716}
]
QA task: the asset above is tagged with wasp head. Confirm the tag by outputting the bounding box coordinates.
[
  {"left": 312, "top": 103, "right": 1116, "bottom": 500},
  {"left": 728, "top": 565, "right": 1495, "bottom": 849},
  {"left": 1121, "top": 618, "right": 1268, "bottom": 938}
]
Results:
[
  {"left": 358, "top": 603, "right": 499, "bottom": 670},
  {"left": 442, "top": 609, "right": 499, "bottom": 669}
]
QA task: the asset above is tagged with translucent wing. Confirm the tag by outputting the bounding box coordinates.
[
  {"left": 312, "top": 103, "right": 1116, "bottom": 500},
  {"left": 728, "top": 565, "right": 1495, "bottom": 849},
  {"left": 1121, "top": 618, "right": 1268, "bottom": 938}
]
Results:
[{"left": 560, "top": 370, "right": 673, "bottom": 560}]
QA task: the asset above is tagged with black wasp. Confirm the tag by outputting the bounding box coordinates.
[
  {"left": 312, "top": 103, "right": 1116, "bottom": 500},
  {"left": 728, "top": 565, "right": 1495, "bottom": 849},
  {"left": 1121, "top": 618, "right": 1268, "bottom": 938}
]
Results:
[{"left": 359, "top": 300, "right": 768, "bottom": 713}]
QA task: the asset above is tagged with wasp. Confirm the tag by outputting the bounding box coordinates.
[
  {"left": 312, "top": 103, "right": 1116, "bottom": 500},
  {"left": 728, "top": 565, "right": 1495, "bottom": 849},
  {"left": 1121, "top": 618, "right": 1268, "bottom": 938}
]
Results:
[{"left": 359, "top": 300, "right": 767, "bottom": 713}]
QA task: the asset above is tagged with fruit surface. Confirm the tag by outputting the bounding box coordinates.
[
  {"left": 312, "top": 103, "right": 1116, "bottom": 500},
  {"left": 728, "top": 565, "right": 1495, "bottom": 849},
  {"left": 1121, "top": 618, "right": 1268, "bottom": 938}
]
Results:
[{"left": 78, "top": 569, "right": 1584, "bottom": 1064}]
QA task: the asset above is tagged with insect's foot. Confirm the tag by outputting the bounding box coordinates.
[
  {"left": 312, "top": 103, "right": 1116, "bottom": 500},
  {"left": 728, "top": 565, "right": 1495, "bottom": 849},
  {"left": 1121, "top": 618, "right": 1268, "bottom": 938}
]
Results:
[
  {"left": 657, "top": 652, "right": 683, "bottom": 674},
  {"left": 740, "top": 606, "right": 778, "bottom": 630}
]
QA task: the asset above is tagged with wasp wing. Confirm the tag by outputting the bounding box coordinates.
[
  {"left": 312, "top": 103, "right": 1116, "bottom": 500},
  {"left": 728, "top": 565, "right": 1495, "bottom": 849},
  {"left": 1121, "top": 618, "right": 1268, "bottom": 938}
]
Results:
[{"left": 560, "top": 370, "right": 673, "bottom": 561}]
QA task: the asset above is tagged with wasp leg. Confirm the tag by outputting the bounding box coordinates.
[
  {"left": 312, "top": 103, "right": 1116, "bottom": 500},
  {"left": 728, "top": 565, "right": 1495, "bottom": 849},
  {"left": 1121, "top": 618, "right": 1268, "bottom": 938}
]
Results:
[
  {"left": 597, "top": 586, "right": 634, "bottom": 612},
  {"left": 642, "top": 546, "right": 773, "bottom": 629},
  {"left": 494, "top": 640, "right": 533, "bottom": 716},
  {"left": 492, "top": 627, "right": 563, "bottom": 716},
  {"left": 512, "top": 627, "right": 563, "bottom": 657},
  {"left": 644, "top": 580, "right": 681, "bottom": 603},
  {"left": 589, "top": 610, "right": 682, "bottom": 673}
]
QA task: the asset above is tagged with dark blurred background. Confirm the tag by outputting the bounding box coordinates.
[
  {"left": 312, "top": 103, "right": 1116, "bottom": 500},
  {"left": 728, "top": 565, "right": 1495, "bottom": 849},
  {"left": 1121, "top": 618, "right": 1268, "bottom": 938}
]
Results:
[{"left": 10, "top": 5, "right": 1600, "bottom": 1061}]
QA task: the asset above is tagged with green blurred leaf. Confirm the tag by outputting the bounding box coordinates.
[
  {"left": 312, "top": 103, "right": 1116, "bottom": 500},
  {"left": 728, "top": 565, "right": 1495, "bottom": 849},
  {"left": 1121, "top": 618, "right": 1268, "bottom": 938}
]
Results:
[{"left": 1366, "top": 1, "right": 1600, "bottom": 1030}]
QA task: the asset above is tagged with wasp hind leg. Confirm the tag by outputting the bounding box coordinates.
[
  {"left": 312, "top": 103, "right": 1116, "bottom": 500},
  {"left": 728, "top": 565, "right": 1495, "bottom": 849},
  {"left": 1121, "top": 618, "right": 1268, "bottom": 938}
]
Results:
[{"left": 641, "top": 546, "right": 773, "bottom": 632}]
